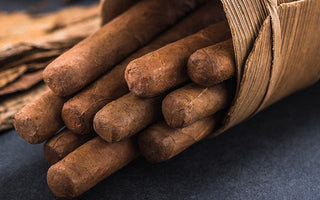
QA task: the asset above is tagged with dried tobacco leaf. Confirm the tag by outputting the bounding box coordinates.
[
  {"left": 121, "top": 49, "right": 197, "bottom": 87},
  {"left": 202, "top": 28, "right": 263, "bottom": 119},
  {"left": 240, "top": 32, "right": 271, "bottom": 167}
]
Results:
[
  {"left": 26, "top": 60, "right": 53, "bottom": 72},
  {"left": 0, "top": 4, "right": 99, "bottom": 47},
  {"left": 0, "top": 70, "right": 44, "bottom": 96},
  {"left": 0, "top": 65, "right": 27, "bottom": 88},
  {"left": 0, "top": 83, "right": 48, "bottom": 131},
  {"left": 0, "top": 18, "right": 100, "bottom": 71}
]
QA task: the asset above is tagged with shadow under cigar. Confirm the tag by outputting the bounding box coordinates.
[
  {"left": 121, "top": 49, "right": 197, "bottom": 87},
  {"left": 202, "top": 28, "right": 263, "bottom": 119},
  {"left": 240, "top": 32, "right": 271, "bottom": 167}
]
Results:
[{"left": 0, "top": 133, "right": 53, "bottom": 199}]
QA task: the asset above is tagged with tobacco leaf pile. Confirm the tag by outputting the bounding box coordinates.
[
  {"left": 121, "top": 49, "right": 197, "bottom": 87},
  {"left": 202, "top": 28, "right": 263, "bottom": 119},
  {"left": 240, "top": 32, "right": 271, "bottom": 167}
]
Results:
[{"left": 0, "top": 4, "right": 100, "bottom": 131}]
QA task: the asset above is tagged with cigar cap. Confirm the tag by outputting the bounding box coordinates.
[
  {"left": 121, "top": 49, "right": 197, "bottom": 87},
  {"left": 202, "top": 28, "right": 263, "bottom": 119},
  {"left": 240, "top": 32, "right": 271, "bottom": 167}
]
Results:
[
  {"left": 187, "top": 49, "right": 221, "bottom": 86},
  {"left": 13, "top": 90, "right": 65, "bottom": 144},
  {"left": 43, "top": 63, "right": 71, "bottom": 96},
  {"left": 187, "top": 39, "right": 235, "bottom": 87},
  {"left": 13, "top": 112, "right": 40, "bottom": 144}
]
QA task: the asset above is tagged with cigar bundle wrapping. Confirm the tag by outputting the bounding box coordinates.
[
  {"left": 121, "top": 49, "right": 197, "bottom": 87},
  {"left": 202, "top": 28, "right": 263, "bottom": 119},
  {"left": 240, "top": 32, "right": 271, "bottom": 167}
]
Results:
[
  {"left": 212, "top": 0, "right": 320, "bottom": 134},
  {"left": 12, "top": 0, "right": 320, "bottom": 199}
]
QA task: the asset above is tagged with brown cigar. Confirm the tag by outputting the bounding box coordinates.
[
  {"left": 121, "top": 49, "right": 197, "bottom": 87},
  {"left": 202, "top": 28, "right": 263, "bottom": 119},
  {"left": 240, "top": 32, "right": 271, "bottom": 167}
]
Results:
[
  {"left": 14, "top": 90, "right": 66, "bottom": 144},
  {"left": 138, "top": 115, "right": 220, "bottom": 163},
  {"left": 93, "top": 93, "right": 162, "bottom": 143},
  {"left": 43, "top": 0, "right": 205, "bottom": 96},
  {"left": 162, "top": 82, "right": 233, "bottom": 128},
  {"left": 61, "top": 1, "right": 226, "bottom": 135},
  {"left": 47, "top": 137, "right": 139, "bottom": 198},
  {"left": 125, "top": 21, "right": 231, "bottom": 98},
  {"left": 187, "top": 39, "right": 235, "bottom": 86},
  {"left": 100, "top": 0, "right": 139, "bottom": 25},
  {"left": 43, "top": 129, "right": 95, "bottom": 164}
]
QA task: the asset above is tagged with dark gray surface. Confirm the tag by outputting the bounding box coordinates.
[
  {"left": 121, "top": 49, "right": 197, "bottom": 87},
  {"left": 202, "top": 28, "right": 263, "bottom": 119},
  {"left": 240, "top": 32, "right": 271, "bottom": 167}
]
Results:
[{"left": 0, "top": 81, "right": 319, "bottom": 200}]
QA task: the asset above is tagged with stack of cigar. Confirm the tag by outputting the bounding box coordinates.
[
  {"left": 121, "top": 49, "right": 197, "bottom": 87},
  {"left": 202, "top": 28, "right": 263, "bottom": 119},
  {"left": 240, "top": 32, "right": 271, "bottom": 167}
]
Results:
[{"left": 14, "top": 0, "right": 236, "bottom": 198}]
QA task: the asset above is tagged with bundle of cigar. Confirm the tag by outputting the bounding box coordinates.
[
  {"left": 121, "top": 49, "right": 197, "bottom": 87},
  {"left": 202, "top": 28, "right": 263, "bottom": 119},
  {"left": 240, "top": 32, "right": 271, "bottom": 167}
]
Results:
[{"left": 14, "top": 0, "right": 236, "bottom": 198}]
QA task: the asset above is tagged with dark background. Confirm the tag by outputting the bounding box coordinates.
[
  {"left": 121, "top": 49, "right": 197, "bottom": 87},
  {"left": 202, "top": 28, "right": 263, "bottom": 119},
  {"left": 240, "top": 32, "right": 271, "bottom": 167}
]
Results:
[{"left": 1, "top": 0, "right": 320, "bottom": 199}]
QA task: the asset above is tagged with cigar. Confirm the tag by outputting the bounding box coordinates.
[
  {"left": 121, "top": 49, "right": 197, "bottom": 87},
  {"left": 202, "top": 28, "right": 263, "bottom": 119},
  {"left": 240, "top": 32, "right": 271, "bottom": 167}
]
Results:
[
  {"left": 138, "top": 115, "right": 220, "bottom": 163},
  {"left": 43, "top": 129, "right": 95, "bottom": 165},
  {"left": 125, "top": 21, "right": 231, "bottom": 98},
  {"left": 14, "top": 90, "right": 66, "bottom": 144},
  {"left": 61, "top": 1, "right": 226, "bottom": 135},
  {"left": 43, "top": 0, "right": 205, "bottom": 96},
  {"left": 162, "top": 82, "right": 233, "bottom": 128},
  {"left": 187, "top": 39, "right": 235, "bottom": 86},
  {"left": 47, "top": 137, "right": 139, "bottom": 198},
  {"left": 100, "top": 0, "right": 139, "bottom": 25},
  {"left": 93, "top": 93, "right": 162, "bottom": 143},
  {"left": 61, "top": 65, "right": 128, "bottom": 135}
]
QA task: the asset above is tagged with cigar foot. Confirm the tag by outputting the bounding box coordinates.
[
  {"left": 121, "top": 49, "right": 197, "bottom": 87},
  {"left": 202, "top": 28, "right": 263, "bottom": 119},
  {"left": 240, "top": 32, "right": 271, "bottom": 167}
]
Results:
[
  {"left": 43, "top": 65, "right": 71, "bottom": 96},
  {"left": 14, "top": 115, "right": 40, "bottom": 144},
  {"left": 47, "top": 165, "right": 76, "bottom": 199}
]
